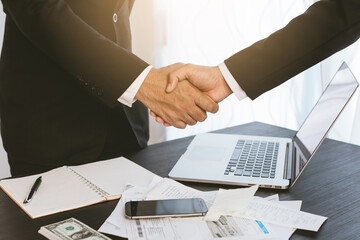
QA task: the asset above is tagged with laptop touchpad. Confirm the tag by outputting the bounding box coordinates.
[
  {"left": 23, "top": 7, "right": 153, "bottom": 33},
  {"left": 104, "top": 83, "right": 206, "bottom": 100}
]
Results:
[{"left": 187, "top": 146, "right": 226, "bottom": 162}]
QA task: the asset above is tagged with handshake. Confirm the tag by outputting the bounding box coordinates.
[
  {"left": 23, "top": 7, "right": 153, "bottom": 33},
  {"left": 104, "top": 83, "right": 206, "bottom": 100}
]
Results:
[{"left": 136, "top": 63, "right": 233, "bottom": 129}]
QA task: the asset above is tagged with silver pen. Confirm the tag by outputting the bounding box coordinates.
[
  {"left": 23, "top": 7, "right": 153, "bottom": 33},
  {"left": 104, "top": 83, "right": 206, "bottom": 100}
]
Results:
[{"left": 23, "top": 176, "right": 42, "bottom": 205}]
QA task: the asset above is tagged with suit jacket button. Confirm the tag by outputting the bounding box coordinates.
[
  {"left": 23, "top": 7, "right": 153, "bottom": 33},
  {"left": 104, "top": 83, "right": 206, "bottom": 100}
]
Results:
[{"left": 113, "top": 13, "right": 118, "bottom": 23}]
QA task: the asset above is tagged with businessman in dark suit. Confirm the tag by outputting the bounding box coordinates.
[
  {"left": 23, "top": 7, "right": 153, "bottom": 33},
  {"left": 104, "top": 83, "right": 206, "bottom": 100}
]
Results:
[
  {"left": 0, "top": 0, "right": 218, "bottom": 176},
  {"left": 157, "top": 0, "right": 360, "bottom": 126}
]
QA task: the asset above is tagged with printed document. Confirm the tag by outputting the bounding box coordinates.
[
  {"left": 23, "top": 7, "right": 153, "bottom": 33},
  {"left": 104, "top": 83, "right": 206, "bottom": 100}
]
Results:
[
  {"left": 125, "top": 215, "right": 276, "bottom": 240},
  {"left": 244, "top": 199, "right": 327, "bottom": 231}
]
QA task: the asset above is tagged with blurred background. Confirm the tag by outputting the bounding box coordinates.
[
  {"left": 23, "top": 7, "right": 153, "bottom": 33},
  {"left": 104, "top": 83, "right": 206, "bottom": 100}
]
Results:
[{"left": 1, "top": 0, "right": 359, "bottom": 178}]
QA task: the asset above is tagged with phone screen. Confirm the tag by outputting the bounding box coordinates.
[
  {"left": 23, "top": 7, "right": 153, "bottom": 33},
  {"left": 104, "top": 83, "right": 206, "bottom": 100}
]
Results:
[{"left": 125, "top": 198, "right": 208, "bottom": 219}]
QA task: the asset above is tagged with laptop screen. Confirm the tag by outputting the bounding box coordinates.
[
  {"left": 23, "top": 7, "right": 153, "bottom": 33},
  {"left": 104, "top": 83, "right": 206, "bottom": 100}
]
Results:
[{"left": 292, "top": 63, "right": 359, "bottom": 181}]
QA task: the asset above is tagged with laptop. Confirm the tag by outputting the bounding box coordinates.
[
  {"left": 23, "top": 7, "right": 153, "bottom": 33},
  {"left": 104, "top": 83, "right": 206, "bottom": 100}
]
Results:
[{"left": 169, "top": 62, "right": 359, "bottom": 189}]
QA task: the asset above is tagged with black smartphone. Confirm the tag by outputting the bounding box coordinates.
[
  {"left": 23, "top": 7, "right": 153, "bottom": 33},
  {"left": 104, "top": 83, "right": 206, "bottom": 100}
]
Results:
[{"left": 124, "top": 198, "right": 208, "bottom": 219}]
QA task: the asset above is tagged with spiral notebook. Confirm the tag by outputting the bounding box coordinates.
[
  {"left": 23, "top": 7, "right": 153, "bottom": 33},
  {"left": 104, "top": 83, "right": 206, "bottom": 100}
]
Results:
[{"left": 0, "top": 157, "right": 157, "bottom": 218}]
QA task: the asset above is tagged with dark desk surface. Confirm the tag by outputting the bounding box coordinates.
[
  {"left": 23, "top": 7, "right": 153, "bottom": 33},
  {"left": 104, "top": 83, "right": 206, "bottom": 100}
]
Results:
[{"left": 1, "top": 122, "right": 360, "bottom": 240}]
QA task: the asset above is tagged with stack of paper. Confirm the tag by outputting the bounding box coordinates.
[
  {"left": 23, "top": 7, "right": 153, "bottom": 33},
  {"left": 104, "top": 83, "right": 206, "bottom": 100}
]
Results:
[{"left": 99, "top": 177, "right": 327, "bottom": 240}]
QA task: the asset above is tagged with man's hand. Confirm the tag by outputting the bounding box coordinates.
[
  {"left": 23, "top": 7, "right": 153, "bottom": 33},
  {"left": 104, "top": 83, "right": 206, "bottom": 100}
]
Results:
[
  {"left": 150, "top": 64, "right": 233, "bottom": 126},
  {"left": 167, "top": 64, "right": 233, "bottom": 102},
  {"left": 136, "top": 63, "right": 219, "bottom": 129}
]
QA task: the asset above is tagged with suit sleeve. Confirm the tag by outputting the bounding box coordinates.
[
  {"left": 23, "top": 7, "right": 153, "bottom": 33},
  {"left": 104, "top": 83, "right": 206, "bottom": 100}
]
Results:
[
  {"left": 1, "top": 0, "right": 149, "bottom": 108},
  {"left": 225, "top": 0, "right": 360, "bottom": 100}
]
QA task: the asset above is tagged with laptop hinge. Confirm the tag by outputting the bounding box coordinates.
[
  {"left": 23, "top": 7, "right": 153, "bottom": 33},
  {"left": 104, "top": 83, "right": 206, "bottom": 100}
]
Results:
[{"left": 283, "top": 142, "right": 293, "bottom": 180}]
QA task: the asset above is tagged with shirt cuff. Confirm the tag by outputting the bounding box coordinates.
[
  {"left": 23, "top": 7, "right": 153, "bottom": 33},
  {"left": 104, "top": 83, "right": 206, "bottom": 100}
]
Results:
[
  {"left": 117, "top": 65, "right": 153, "bottom": 107},
  {"left": 218, "top": 62, "right": 247, "bottom": 101}
]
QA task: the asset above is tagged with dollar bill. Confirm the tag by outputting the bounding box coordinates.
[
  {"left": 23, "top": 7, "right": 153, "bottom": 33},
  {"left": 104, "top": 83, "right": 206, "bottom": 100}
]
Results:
[{"left": 38, "top": 217, "right": 111, "bottom": 240}]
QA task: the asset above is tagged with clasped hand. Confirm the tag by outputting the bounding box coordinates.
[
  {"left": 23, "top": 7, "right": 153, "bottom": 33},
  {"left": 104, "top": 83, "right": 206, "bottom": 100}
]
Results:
[{"left": 136, "top": 63, "right": 233, "bottom": 128}]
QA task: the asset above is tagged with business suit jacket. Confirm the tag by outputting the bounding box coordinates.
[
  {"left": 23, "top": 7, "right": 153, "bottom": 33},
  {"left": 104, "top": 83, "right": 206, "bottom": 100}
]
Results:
[
  {"left": 0, "top": 0, "right": 149, "bottom": 173},
  {"left": 225, "top": 0, "right": 360, "bottom": 100}
]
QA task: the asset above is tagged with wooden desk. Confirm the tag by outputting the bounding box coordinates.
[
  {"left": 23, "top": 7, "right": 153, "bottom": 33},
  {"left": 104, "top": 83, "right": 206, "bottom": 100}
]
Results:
[{"left": 1, "top": 122, "right": 360, "bottom": 240}]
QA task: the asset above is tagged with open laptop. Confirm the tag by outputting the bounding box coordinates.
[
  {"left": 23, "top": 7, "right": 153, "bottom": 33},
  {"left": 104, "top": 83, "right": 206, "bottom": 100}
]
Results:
[{"left": 169, "top": 62, "right": 359, "bottom": 189}]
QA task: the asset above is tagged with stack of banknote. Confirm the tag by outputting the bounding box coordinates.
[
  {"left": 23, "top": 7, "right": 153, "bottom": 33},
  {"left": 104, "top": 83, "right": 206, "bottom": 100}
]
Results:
[{"left": 38, "top": 218, "right": 111, "bottom": 240}]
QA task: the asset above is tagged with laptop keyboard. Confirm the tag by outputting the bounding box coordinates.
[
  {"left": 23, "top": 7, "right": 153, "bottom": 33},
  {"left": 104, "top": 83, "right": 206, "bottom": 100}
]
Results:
[{"left": 224, "top": 140, "right": 279, "bottom": 178}]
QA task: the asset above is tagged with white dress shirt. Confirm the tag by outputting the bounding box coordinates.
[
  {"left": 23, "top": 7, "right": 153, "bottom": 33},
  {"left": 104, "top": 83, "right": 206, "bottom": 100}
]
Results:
[
  {"left": 217, "top": 62, "right": 247, "bottom": 101},
  {"left": 117, "top": 63, "right": 247, "bottom": 107},
  {"left": 117, "top": 65, "right": 153, "bottom": 107}
]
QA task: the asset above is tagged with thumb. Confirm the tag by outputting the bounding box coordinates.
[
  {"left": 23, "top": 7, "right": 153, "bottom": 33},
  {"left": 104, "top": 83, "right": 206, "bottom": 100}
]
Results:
[
  {"left": 166, "top": 66, "right": 189, "bottom": 93},
  {"left": 166, "top": 77, "right": 178, "bottom": 93}
]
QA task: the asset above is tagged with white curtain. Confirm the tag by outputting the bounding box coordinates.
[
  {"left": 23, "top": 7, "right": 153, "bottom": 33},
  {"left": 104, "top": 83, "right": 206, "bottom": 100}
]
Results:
[{"left": 149, "top": 0, "right": 360, "bottom": 146}]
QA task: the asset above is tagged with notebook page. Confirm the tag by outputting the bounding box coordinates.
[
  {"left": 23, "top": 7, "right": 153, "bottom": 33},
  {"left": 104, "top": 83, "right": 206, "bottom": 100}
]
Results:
[
  {"left": 0, "top": 166, "right": 103, "bottom": 218},
  {"left": 69, "top": 157, "right": 157, "bottom": 198}
]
